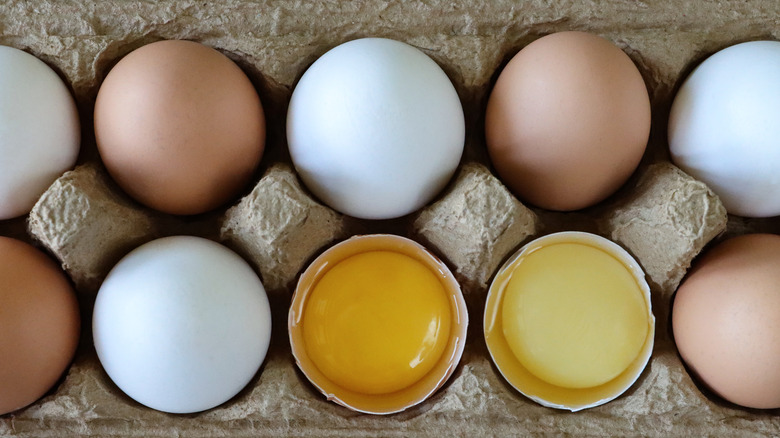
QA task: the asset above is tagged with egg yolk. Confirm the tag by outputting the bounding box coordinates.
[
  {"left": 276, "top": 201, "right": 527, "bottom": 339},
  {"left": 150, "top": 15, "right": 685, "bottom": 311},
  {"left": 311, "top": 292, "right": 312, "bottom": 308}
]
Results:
[
  {"left": 499, "top": 242, "right": 648, "bottom": 389},
  {"left": 302, "top": 250, "right": 452, "bottom": 395}
]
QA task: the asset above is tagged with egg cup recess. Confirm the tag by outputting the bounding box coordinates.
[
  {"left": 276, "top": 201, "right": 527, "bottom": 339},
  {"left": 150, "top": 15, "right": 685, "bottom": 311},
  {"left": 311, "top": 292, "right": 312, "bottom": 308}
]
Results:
[
  {"left": 0, "top": 237, "right": 80, "bottom": 416},
  {"left": 0, "top": 46, "right": 80, "bottom": 220},
  {"left": 288, "top": 234, "right": 468, "bottom": 414},
  {"left": 92, "top": 236, "right": 272, "bottom": 414},
  {"left": 484, "top": 31, "right": 651, "bottom": 212},
  {"left": 286, "top": 37, "right": 465, "bottom": 220},
  {"left": 94, "top": 39, "right": 265, "bottom": 216},
  {"left": 668, "top": 40, "right": 780, "bottom": 218},
  {"left": 673, "top": 234, "right": 780, "bottom": 409},
  {"left": 484, "top": 232, "right": 655, "bottom": 411}
]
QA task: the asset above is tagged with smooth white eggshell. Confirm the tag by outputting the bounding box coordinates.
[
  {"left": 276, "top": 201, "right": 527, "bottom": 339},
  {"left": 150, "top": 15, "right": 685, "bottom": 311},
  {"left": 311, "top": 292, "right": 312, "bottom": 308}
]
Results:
[
  {"left": 669, "top": 41, "right": 780, "bottom": 218},
  {"left": 287, "top": 38, "right": 465, "bottom": 220},
  {"left": 93, "top": 236, "right": 272, "bottom": 414},
  {"left": 0, "top": 46, "right": 80, "bottom": 219}
]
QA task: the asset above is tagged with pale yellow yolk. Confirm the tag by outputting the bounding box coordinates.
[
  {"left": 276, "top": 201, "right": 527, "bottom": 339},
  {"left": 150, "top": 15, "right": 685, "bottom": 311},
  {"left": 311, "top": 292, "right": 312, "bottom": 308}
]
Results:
[
  {"left": 500, "top": 242, "right": 648, "bottom": 389},
  {"left": 302, "top": 250, "right": 452, "bottom": 395}
]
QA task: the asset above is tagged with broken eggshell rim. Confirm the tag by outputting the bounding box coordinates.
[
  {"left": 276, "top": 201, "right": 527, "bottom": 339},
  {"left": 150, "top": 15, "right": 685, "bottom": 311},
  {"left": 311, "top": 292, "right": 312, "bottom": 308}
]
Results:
[
  {"left": 288, "top": 233, "right": 469, "bottom": 415},
  {"left": 484, "top": 231, "right": 655, "bottom": 412}
]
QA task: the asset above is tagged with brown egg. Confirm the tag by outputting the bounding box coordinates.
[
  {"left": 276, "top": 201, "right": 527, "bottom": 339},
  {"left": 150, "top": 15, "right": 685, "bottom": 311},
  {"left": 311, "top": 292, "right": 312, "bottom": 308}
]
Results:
[
  {"left": 485, "top": 31, "right": 651, "bottom": 211},
  {"left": 0, "top": 237, "right": 80, "bottom": 415},
  {"left": 672, "top": 234, "right": 780, "bottom": 409},
  {"left": 94, "top": 40, "right": 265, "bottom": 215}
]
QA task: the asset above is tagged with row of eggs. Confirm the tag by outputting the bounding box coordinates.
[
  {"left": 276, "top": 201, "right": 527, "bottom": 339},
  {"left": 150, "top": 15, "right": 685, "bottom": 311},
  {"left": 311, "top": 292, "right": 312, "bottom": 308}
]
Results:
[
  {"left": 1, "top": 230, "right": 652, "bottom": 415},
  {"left": 3, "top": 33, "right": 779, "bottom": 221},
  {"left": 1, "top": 31, "right": 780, "bottom": 417},
  {"left": 6, "top": 225, "right": 780, "bottom": 416}
]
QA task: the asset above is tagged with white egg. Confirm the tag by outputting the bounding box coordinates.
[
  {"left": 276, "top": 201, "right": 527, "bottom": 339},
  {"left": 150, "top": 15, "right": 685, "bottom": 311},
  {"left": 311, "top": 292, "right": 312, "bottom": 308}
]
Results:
[
  {"left": 93, "top": 236, "right": 272, "bottom": 414},
  {"left": 669, "top": 41, "right": 780, "bottom": 218},
  {"left": 0, "top": 46, "right": 80, "bottom": 219},
  {"left": 287, "top": 38, "right": 465, "bottom": 220}
]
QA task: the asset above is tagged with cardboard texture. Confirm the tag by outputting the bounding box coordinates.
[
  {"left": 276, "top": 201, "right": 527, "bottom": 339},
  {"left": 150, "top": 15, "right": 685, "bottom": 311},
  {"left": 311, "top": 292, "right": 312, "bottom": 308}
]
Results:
[
  {"left": 220, "top": 163, "right": 345, "bottom": 292},
  {"left": 28, "top": 163, "right": 160, "bottom": 293},
  {"left": 413, "top": 162, "right": 539, "bottom": 291},
  {"left": 1, "top": 0, "right": 779, "bottom": 436}
]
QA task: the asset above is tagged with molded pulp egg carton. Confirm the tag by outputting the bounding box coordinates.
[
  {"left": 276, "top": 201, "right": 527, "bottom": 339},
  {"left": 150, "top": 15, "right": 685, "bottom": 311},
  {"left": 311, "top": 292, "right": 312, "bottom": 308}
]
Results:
[{"left": 2, "top": 1, "right": 780, "bottom": 436}]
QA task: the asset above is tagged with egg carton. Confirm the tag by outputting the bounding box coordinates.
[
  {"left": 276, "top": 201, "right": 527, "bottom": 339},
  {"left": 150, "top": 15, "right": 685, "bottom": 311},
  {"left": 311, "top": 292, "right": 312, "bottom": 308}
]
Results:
[{"left": 2, "top": 1, "right": 780, "bottom": 436}]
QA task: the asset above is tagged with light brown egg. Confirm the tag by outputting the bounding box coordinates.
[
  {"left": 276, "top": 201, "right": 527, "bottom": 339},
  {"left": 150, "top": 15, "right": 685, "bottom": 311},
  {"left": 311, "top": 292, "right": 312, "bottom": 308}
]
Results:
[
  {"left": 673, "top": 234, "right": 780, "bottom": 409},
  {"left": 485, "top": 31, "right": 651, "bottom": 211},
  {"left": 0, "top": 237, "right": 80, "bottom": 415},
  {"left": 94, "top": 40, "right": 265, "bottom": 215}
]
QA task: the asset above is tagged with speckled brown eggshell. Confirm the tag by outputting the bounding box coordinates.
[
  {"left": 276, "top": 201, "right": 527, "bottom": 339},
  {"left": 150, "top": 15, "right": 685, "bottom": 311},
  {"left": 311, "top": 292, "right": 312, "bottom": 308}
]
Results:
[
  {"left": 673, "top": 234, "right": 780, "bottom": 409},
  {"left": 0, "top": 237, "right": 80, "bottom": 415},
  {"left": 94, "top": 40, "right": 265, "bottom": 216},
  {"left": 485, "top": 31, "right": 651, "bottom": 211}
]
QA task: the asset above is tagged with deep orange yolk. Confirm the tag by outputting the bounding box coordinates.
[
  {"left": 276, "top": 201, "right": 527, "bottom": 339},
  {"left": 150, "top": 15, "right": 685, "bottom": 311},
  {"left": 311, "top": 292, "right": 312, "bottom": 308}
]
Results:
[{"left": 302, "top": 250, "right": 452, "bottom": 395}]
